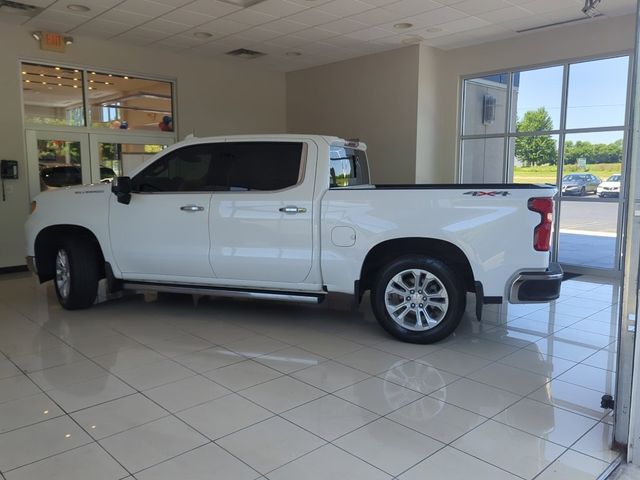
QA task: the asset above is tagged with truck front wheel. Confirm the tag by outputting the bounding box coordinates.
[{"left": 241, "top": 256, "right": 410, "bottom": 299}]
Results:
[
  {"left": 54, "top": 238, "right": 100, "bottom": 310},
  {"left": 371, "top": 255, "right": 466, "bottom": 344}
]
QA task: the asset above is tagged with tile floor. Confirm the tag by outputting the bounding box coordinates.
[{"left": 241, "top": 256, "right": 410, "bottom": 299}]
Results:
[{"left": 0, "top": 272, "right": 621, "bottom": 480}]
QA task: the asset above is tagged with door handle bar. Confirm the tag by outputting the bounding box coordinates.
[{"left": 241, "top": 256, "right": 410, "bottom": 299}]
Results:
[
  {"left": 180, "top": 205, "right": 204, "bottom": 212},
  {"left": 279, "top": 206, "right": 307, "bottom": 214}
]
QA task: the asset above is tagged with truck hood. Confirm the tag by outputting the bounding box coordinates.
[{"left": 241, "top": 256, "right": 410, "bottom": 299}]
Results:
[{"left": 34, "top": 183, "right": 109, "bottom": 202}]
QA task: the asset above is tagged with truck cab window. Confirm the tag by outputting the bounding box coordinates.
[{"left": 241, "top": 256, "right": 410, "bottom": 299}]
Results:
[
  {"left": 131, "top": 144, "right": 219, "bottom": 192},
  {"left": 223, "top": 142, "right": 303, "bottom": 191},
  {"left": 330, "top": 146, "right": 370, "bottom": 187}
]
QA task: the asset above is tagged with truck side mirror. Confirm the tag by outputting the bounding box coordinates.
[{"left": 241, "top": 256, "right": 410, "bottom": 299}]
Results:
[{"left": 112, "top": 176, "right": 132, "bottom": 205}]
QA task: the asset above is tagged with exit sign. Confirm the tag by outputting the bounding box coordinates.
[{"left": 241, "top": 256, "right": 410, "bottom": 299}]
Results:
[{"left": 40, "top": 32, "right": 66, "bottom": 53}]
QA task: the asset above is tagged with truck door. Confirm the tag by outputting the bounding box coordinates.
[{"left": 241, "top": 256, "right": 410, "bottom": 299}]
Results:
[
  {"left": 109, "top": 143, "right": 217, "bottom": 279},
  {"left": 208, "top": 140, "right": 316, "bottom": 283}
]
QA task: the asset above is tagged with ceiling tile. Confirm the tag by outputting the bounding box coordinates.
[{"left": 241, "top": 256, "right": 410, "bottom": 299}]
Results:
[
  {"left": 161, "top": 8, "right": 215, "bottom": 26},
  {"left": 320, "top": 17, "right": 368, "bottom": 33},
  {"left": 143, "top": 18, "right": 192, "bottom": 33},
  {"left": 49, "top": 0, "right": 122, "bottom": 17},
  {"left": 347, "top": 7, "right": 405, "bottom": 26},
  {"left": 249, "top": 0, "right": 308, "bottom": 16},
  {"left": 377, "top": 6, "right": 467, "bottom": 32},
  {"left": 183, "top": 0, "right": 242, "bottom": 16},
  {"left": 28, "top": 8, "right": 89, "bottom": 27},
  {"left": 115, "top": 0, "right": 175, "bottom": 17},
  {"left": 261, "top": 17, "right": 308, "bottom": 33},
  {"left": 437, "top": 15, "right": 490, "bottom": 34},
  {"left": 152, "top": 0, "right": 192, "bottom": 6},
  {"left": 232, "top": 26, "right": 283, "bottom": 41},
  {"left": 290, "top": 26, "right": 336, "bottom": 41},
  {"left": 24, "top": 17, "right": 75, "bottom": 32},
  {"left": 197, "top": 17, "right": 251, "bottom": 35},
  {"left": 452, "top": 0, "right": 511, "bottom": 16},
  {"left": 317, "top": 0, "right": 376, "bottom": 17},
  {"left": 381, "top": 0, "right": 442, "bottom": 16},
  {"left": 344, "top": 25, "right": 392, "bottom": 40},
  {"left": 264, "top": 33, "right": 309, "bottom": 47},
  {"left": 71, "top": 18, "right": 132, "bottom": 36},
  {"left": 521, "top": 0, "right": 584, "bottom": 15},
  {"left": 477, "top": 5, "right": 533, "bottom": 22},
  {"left": 224, "top": 8, "right": 278, "bottom": 26},
  {"left": 100, "top": 9, "right": 154, "bottom": 26},
  {"left": 285, "top": 8, "right": 340, "bottom": 26}
]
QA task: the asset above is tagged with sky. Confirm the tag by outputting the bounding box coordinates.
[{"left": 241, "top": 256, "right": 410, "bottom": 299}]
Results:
[{"left": 515, "top": 55, "right": 629, "bottom": 145}]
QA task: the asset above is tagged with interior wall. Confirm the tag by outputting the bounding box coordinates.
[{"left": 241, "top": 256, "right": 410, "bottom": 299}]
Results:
[
  {"left": 286, "top": 45, "right": 420, "bottom": 184},
  {"left": 427, "top": 14, "right": 637, "bottom": 183},
  {"left": 0, "top": 23, "right": 286, "bottom": 269}
]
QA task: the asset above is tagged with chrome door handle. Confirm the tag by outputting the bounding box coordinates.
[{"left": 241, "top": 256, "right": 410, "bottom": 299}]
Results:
[
  {"left": 180, "top": 205, "right": 204, "bottom": 212},
  {"left": 279, "top": 206, "right": 307, "bottom": 214}
]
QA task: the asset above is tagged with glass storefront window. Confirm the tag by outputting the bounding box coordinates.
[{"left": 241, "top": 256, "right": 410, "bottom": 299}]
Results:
[
  {"left": 87, "top": 72, "right": 173, "bottom": 132},
  {"left": 21, "top": 63, "right": 85, "bottom": 127},
  {"left": 98, "top": 142, "right": 167, "bottom": 177},
  {"left": 462, "top": 74, "right": 509, "bottom": 136},
  {"left": 37, "top": 139, "right": 83, "bottom": 190},
  {"left": 510, "top": 66, "right": 563, "bottom": 132}
]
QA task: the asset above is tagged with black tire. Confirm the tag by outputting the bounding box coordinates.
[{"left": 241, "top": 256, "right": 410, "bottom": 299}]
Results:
[
  {"left": 580, "top": 186, "right": 586, "bottom": 196},
  {"left": 370, "top": 255, "right": 466, "bottom": 344},
  {"left": 54, "top": 237, "right": 100, "bottom": 310}
]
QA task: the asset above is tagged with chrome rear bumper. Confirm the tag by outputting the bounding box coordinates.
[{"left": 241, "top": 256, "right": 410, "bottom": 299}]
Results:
[{"left": 509, "top": 262, "right": 563, "bottom": 304}]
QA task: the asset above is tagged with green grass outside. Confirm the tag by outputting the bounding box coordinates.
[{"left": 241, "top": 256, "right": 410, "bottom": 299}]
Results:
[{"left": 513, "top": 163, "right": 622, "bottom": 184}]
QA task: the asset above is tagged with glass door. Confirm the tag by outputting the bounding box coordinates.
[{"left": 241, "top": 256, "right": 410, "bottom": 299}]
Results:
[
  {"left": 25, "top": 130, "right": 90, "bottom": 200},
  {"left": 89, "top": 133, "right": 171, "bottom": 180}
]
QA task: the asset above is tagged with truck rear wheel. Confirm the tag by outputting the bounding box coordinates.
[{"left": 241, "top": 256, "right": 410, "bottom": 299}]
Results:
[
  {"left": 54, "top": 238, "right": 100, "bottom": 310},
  {"left": 371, "top": 255, "right": 466, "bottom": 344}
]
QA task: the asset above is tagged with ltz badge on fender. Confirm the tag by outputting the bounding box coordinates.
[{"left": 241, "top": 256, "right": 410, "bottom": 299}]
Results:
[{"left": 463, "top": 191, "right": 511, "bottom": 197}]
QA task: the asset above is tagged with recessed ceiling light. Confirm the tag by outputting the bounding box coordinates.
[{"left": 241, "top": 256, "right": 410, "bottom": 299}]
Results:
[
  {"left": 394, "top": 22, "right": 413, "bottom": 29},
  {"left": 123, "top": 76, "right": 129, "bottom": 79},
  {"left": 193, "top": 32, "right": 212, "bottom": 39},
  {"left": 67, "top": 4, "right": 90, "bottom": 12},
  {"left": 285, "top": 51, "right": 301, "bottom": 56},
  {"left": 425, "top": 27, "right": 442, "bottom": 33}
]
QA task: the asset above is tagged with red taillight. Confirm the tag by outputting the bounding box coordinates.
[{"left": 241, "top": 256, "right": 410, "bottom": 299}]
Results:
[{"left": 528, "top": 197, "right": 553, "bottom": 252}]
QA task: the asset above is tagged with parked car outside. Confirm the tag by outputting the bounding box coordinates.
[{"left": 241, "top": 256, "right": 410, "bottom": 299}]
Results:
[
  {"left": 597, "top": 174, "right": 621, "bottom": 198},
  {"left": 561, "top": 173, "right": 601, "bottom": 196},
  {"left": 39, "top": 163, "right": 116, "bottom": 190}
]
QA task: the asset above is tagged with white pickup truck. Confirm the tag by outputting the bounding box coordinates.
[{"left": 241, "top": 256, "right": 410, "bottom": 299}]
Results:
[{"left": 25, "top": 134, "right": 562, "bottom": 343}]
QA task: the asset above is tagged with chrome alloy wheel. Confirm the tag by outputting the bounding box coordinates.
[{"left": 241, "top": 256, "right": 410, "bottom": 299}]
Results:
[
  {"left": 384, "top": 268, "right": 449, "bottom": 331},
  {"left": 55, "top": 249, "right": 70, "bottom": 300}
]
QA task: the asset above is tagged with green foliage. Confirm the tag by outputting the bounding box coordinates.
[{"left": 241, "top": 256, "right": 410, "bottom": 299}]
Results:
[
  {"left": 515, "top": 108, "right": 558, "bottom": 166},
  {"left": 564, "top": 138, "right": 623, "bottom": 164}
]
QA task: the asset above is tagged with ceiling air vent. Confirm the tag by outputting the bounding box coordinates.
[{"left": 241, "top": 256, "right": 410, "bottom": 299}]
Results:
[
  {"left": 516, "top": 14, "right": 602, "bottom": 33},
  {"left": 226, "top": 48, "right": 266, "bottom": 59},
  {"left": 0, "top": 0, "right": 43, "bottom": 17}
]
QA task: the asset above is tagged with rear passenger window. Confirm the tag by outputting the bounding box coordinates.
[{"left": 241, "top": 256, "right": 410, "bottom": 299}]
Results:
[
  {"left": 223, "top": 142, "right": 303, "bottom": 191},
  {"left": 330, "top": 146, "right": 370, "bottom": 187}
]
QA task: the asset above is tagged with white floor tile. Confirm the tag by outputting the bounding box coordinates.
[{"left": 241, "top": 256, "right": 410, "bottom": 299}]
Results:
[
  {"left": 135, "top": 443, "right": 259, "bottom": 480},
  {"left": 27, "top": 360, "right": 107, "bottom": 391},
  {"left": 217, "top": 417, "right": 325, "bottom": 474},
  {"left": 177, "top": 393, "right": 273, "bottom": 439},
  {"left": 335, "top": 418, "right": 443, "bottom": 476},
  {"left": 282, "top": 395, "right": 378, "bottom": 441},
  {"left": 71, "top": 394, "right": 168, "bottom": 440},
  {"left": 369, "top": 339, "right": 444, "bottom": 360},
  {"left": 68, "top": 333, "right": 140, "bottom": 358},
  {"left": 418, "top": 348, "right": 492, "bottom": 376},
  {"left": 335, "top": 347, "right": 408, "bottom": 375},
  {"left": 144, "top": 375, "right": 230, "bottom": 412},
  {"left": 557, "top": 364, "right": 616, "bottom": 394},
  {"left": 497, "top": 348, "right": 576, "bottom": 377},
  {"left": 113, "top": 358, "right": 195, "bottom": 391},
  {"left": 0, "top": 416, "right": 93, "bottom": 472},
  {"left": 8, "top": 346, "right": 85, "bottom": 374},
  {"left": 143, "top": 333, "right": 213, "bottom": 358},
  {"left": 0, "top": 358, "right": 21, "bottom": 380},
  {"left": 444, "top": 337, "right": 520, "bottom": 361},
  {"left": 92, "top": 346, "right": 166, "bottom": 373},
  {"left": 399, "top": 446, "right": 521, "bottom": 480},
  {"left": 173, "top": 346, "right": 246, "bottom": 373},
  {"left": 525, "top": 337, "right": 599, "bottom": 363},
  {"left": 572, "top": 422, "right": 619, "bottom": 463},
  {"left": 267, "top": 444, "right": 391, "bottom": 480},
  {"left": 0, "top": 393, "right": 64, "bottom": 433},
  {"left": 429, "top": 378, "right": 520, "bottom": 417},
  {"left": 467, "top": 363, "right": 550, "bottom": 395},
  {"left": 387, "top": 396, "right": 487, "bottom": 443},
  {"left": 203, "top": 360, "right": 283, "bottom": 391},
  {"left": 99, "top": 416, "right": 208, "bottom": 473},
  {"left": 4, "top": 443, "right": 128, "bottom": 480},
  {"left": 334, "top": 377, "right": 423, "bottom": 415},
  {"left": 493, "top": 398, "right": 597, "bottom": 447},
  {"left": 528, "top": 379, "right": 610, "bottom": 420},
  {"left": 582, "top": 348, "right": 618, "bottom": 372},
  {"left": 291, "top": 360, "right": 370, "bottom": 392},
  {"left": 225, "top": 336, "right": 289, "bottom": 358},
  {"left": 535, "top": 449, "right": 610, "bottom": 480},
  {"left": 452, "top": 420, "right": 565, "bottom": 479},
  {"left": 254, "top": 347, "right": 326, "bottom": 373},
  {"left": 379, "top": 360, "right": 460, "bottom": 394},
  {"left": 239, "top": 376, "right": 325, "bottom": 413},
  {"left": 45, "top": 374, "right": 136, "bottom": 412}
]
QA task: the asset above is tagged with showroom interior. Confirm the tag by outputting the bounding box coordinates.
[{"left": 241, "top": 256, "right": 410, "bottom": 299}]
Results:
[{"left": 2, "top": 0, "right": 640, "bottom": 479}]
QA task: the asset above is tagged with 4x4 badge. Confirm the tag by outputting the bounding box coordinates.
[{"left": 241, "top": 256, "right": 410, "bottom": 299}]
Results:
[{"left": 463, "top": 191, "right": 511, "bottom": 197}]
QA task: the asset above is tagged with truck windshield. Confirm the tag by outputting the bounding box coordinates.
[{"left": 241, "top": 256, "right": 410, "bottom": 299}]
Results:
[{"left": 330, "top": 146, "right": 370, "bottom": 187}]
